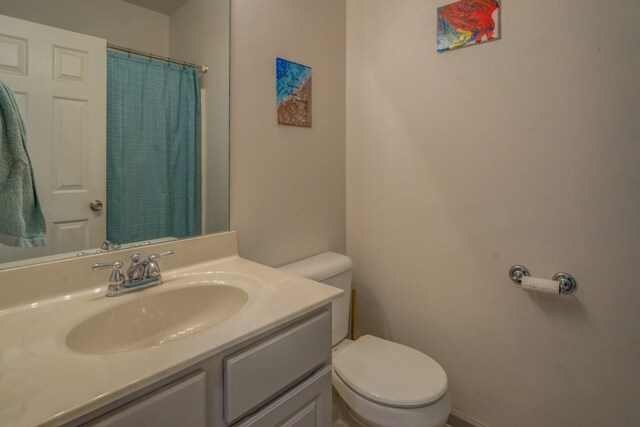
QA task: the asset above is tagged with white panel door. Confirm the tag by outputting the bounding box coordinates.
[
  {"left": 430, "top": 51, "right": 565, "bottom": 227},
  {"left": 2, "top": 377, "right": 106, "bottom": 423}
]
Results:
[{"left": 0, "top": 14, "right": 106, "bottom": 263}]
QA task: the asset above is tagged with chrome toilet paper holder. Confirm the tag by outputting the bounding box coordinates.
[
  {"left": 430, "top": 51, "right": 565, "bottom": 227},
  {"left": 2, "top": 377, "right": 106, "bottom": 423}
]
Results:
[{"left": 508, "top": 265, "right": 578, "bottom": 295}]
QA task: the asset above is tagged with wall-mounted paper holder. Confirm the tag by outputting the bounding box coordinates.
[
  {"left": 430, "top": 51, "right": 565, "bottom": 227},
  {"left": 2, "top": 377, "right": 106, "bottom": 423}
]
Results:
[{"left": 508, "top": 265, "right": 578, "bottom": 295}]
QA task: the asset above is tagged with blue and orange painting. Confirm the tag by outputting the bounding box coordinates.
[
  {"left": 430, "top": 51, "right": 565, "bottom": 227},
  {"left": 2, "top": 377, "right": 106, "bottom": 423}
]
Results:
[
  {"left": 276, "top": 58, "right": 312, "bottom": 127},
  {"left": 437, "top": 0, "right": 500, "bottom": 52}
]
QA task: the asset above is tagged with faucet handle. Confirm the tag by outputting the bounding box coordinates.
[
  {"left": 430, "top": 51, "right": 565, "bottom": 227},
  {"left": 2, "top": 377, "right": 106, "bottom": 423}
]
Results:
[
  {"left": 92, "top": 260, "right": 124, "bottom": 271},
  {"left": 148, "top": 250, "right": 175, "bottom": 260},
  {"left": 92, "top": 260, "right": 125, "bottom": 289},
  {"left": 147, "top": 250, "right": 174, "bottom": 279}
]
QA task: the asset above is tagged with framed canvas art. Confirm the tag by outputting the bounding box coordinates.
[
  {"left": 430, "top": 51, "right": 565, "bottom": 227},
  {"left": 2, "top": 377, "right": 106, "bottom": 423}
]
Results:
[
  {"left": 276, "top": 58, "right": 312, "bottom": 127},
  {"left": 437, "top": 0, "right": 500, "bottom": 52}
]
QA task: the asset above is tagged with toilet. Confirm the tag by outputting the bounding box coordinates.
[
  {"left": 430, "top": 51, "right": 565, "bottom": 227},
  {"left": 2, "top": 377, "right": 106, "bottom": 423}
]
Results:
[{"left": 279, "top": 252, "right": 451, "bottom": 427}]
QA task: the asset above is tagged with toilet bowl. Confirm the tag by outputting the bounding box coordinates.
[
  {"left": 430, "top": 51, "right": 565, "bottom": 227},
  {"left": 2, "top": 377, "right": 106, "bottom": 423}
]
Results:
[{"left": 279, "top": 252, "right": 451, "bottom": 427}]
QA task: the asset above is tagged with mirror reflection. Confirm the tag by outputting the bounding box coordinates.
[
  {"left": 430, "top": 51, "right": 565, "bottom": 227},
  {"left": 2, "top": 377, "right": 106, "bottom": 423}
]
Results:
[{"left": 0, "top": 0, "right": 230, "bottom": 269}]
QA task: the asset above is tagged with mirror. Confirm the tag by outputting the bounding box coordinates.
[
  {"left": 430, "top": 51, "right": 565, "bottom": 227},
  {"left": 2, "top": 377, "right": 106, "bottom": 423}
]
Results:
[{"left": 0, "top": 0, "right": 230, "bottom": 269}]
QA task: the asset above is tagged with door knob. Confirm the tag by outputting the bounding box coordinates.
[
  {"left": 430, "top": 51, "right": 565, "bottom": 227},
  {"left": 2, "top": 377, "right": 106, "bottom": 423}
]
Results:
[{"left": 89, "top": 200, "right": 104, "bottom": 212}]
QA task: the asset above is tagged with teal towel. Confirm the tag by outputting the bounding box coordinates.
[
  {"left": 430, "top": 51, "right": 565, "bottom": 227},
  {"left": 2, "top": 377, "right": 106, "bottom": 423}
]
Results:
[{"left": 0, "top": 80, "right": 46, "bottom": 247}]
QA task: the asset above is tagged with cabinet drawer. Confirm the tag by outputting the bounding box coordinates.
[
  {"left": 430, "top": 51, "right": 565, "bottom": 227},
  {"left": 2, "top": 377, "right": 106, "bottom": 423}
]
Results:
[
  {"left": 224, "top": 310, "right": 331, "bottom": 424},
  {"left": 235, "top": 365, "right": 332, "bottom": 427},
  {"left": 85, "top": 371, "right": 206, "bottom": 427}
]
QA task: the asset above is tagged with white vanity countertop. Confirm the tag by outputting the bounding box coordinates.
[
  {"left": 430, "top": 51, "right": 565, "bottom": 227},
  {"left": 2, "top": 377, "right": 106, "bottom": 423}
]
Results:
[{"left": 0, "top": 255, "right": 343, "bottom": 426}]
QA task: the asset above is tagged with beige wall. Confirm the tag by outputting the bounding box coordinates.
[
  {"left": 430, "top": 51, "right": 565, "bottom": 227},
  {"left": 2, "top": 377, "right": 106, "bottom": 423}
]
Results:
[
  {"left": 230, "top": 0, "right": 347, "bottom": 266},
  {"left": 347, "top": 1, "right": 640, "bottom": 426},
  {"left": 170, "top": 0, "right": 230, "bottom": 234},
  {"left": 0, "top": 0, "right": 169, "bottom": 56}
]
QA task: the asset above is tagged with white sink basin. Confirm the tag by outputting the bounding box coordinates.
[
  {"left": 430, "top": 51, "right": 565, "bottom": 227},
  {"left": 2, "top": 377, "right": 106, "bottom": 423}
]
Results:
[{"left": 66, "top": 285, "right": 248, "bottom": 354}]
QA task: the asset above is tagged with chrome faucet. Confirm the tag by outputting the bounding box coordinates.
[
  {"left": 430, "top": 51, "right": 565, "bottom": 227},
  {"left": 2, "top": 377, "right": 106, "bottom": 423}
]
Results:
[
  {"left": 92, "top": 250, "right": 175, "bottom": 297},
  {"left": 127, "top": 252, "right": 147, "bottom": 281}
]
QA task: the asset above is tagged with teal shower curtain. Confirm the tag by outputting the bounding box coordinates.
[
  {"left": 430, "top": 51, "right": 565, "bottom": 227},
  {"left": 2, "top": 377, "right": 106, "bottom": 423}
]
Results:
[{"left": 107, "top": 51, "right": 201, "bottom": 244}]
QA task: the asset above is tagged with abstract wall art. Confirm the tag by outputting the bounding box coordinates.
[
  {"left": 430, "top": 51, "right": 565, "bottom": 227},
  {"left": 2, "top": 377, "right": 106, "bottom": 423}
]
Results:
[
  {"left": 437, "top": 0, "right": 500, "bottom": 53},
  {"left": 276, "top": 58, "right": 312, "bottom": 127}
]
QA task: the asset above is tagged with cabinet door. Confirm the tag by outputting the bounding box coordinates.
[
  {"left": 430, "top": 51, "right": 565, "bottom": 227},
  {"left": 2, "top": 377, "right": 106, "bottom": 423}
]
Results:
[
  {"left": 85, "top": 371, "right": 206, "bottom": 427},
  {"left": 225, "top": 310, "right": 331, "bottom": 423},
  {"left": 236, "top": 365, "right": 332, "bottom": 427}
]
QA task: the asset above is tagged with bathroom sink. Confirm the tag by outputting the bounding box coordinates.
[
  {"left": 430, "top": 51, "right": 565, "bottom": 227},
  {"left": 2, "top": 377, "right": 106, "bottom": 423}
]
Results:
[{"left": 66, "top": 285, "right": 248, "bottom": 354}]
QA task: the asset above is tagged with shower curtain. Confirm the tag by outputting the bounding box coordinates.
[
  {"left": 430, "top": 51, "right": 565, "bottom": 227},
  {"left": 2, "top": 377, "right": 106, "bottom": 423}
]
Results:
[{"left": 107, "top": 51, "right": 201, "bottom": 244}]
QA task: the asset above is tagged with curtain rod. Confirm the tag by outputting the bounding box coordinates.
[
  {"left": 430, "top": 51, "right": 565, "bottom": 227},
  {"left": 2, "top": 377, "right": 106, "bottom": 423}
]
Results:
[{"left": 107, "top": 43, "right": 208, "bottom": 73}]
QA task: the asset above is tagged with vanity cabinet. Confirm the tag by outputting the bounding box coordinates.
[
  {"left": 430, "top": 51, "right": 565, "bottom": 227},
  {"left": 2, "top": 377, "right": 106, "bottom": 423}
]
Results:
[
  {"left": 236, "top": 365, "right": 332, "bottom": 427},
  {"left": 224, "top": 311, "right": 331, "bottom": 424},
  {"left": 69, "top": 306, "right": 332, "bottom": 427},
  {"left": 86, "top": 371, "right": 206, "bottom": 427}
]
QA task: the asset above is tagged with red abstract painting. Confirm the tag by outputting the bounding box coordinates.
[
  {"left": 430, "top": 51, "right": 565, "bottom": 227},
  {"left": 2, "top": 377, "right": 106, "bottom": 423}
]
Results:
[{"left": 437, "top": 0, "right": 500, "bottom": 52}]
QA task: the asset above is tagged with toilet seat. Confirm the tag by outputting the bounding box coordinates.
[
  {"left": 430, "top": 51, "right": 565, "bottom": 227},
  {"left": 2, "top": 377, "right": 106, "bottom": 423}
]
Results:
[
  {"left": 333, "top": 371, "right": 451, "bottom": 427},
  {"left": 333, "top": 335, "right": 448, "bottom": 408}
]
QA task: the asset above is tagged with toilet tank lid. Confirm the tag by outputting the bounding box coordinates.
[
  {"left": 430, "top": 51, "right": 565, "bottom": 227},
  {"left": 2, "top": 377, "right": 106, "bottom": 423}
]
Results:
[{"left": 278, "top": 252, "right": 353, "bottom": 281}]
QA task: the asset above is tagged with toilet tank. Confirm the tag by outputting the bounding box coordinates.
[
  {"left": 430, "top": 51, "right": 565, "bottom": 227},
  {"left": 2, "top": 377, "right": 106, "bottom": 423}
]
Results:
[{"left": 278, "top": 252, "right": 353, "bottom": 346}]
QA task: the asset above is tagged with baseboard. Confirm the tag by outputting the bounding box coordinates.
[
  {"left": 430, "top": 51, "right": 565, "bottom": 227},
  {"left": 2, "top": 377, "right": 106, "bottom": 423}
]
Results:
[{"left": 448, "top": 409, "right": 488, "bottom": 427}]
